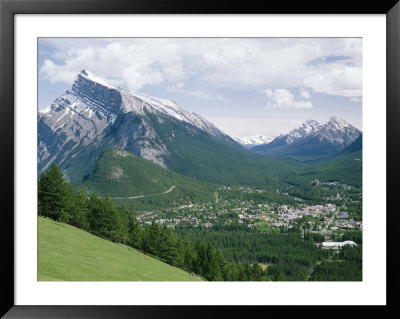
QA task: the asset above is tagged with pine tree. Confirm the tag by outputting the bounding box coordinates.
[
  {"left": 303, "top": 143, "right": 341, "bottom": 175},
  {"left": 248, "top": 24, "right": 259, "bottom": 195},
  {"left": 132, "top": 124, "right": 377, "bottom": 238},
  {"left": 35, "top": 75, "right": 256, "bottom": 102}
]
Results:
[
  {"left": 183, "top": 236, "right": 195, "bottom": 272},
  {"left": 87, "top": 194, "right": 120, "bottom": 242},
  {"left": 175, "top": 238, "right": 186, "bottom": 268},
  {"left": 158, "top": 226, "right": 179, "bottom": 265},
  {"left": 274, "top": 269, "right": 285, "bottom": 281},
  {"left": 215, "top": 250, "right": 229, "bottom": 281},
  {"left": 114, "top": 206, "right": 130, "bottom": 244},
  {"left": 127, "top": 207, "right": 143, "bottom": 250},
  {"left": 194, "top": 240, "right": 208, "bottom": 277},
  {"left": 38, "top": 163, "right": 73, "bottom": 222},
  {"left": 205, "top": 245, "right": 223, "bottom": 281},
  {"left": 143, "top": 221, "right": 161, "bottom": 255},
  {"left": 69, "top": 188, "right": 89, "bottom": 230},
  {"left": 242, "top": 262, "right": 252, "bottom": 281},
  {"left": 252, "top": 262, "right": 264, "bottom": 281},
  {"left": 227, "top": 260, "right": 240, "bottom": 281}
]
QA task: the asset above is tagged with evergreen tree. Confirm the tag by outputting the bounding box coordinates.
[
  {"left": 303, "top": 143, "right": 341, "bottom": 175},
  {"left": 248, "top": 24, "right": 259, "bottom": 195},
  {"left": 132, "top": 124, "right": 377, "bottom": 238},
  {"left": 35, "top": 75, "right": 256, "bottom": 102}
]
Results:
[
  {"left": 158, "top": 226, "right": 179, "bottom": 265},
  {"left": 227, "top": 260, "right": 240, "bottom": 281},
  {"left": 114, "top": 206, "right": 130, "bottom": 244},
  {"left": 127, "top": 207, "right": 143, "bottom": 250},
  {"left": 38, "top": 163, "right": 73, "bottom": 222},
  {"left": 194, "top": 240, "right": 208, "bottom": 277},
  {"left": 204, "top": 245, "right": 223, "bottom": 281},
  {"left": 251, "top": 262, "right": 264, "bottom": 281},
  {"left": 69, "top": 188, "right": 89, "bottom": 230},
  {"left": 143, "top": 221, "right": 161, "bottom": 255},
  {"left": 215, "top": 250, "right": 229, "bottom": 281},
  {"left": 273, "top": 269, "right": 286, "bottom": 281},
  {"left": 87, "top": 194, "right": 120, "bottom": 242},
  {"left": 182, "top": 236, "right": 195, "bottom": 272},
  {"left": 243, "top": 262, "right": 252, "bottom": 281},
  {"left": 175, "top": 238, "right": 186, "bottom": 269}
]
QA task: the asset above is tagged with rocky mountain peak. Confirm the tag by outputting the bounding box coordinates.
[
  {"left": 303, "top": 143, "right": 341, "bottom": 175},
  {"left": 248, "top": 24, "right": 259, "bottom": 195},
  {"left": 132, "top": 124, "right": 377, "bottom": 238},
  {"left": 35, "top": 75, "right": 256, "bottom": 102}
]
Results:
[
  {"left": 70, "top": 70, "right": 121, "bottom": 116},
  {"left": 38, "top": 70, "right": 235, "bottom": 177},
  {"left": 251, "top": 116, "right": 361, "bottom": 160},
  {"left": 284, "top": 119, "right": 320, "bottom": 144},
  {"left": 326, "top": 115, "right": 351, "bottom": 129},
  {"left": 76, "top": 69, "right": 116, "bottom": 89}
]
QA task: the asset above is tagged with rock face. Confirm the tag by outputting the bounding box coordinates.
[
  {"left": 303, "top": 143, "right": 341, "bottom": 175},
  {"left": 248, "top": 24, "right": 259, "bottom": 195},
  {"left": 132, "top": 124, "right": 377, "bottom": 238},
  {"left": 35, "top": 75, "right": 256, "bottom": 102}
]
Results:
[
  {"left": 38, "top": 70, "right": 236, "bottom": 181},
  {"left": 251, "top": 117, "right": 361, "bottom": 160}
]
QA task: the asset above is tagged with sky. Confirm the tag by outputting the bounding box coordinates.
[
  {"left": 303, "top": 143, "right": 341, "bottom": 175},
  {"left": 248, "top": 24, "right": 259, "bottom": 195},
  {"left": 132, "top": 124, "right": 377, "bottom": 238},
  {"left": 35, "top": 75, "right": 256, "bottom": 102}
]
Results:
[{"left": 38, "top": 38, "right": 362, "bottom": 138}]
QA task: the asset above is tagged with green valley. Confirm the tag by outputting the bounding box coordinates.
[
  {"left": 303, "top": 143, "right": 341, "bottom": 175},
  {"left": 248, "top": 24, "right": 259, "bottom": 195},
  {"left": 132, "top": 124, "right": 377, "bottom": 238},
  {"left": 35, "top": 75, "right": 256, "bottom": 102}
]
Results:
[{"left": 285, "top": 135, "right": 362, "bottom": 187}]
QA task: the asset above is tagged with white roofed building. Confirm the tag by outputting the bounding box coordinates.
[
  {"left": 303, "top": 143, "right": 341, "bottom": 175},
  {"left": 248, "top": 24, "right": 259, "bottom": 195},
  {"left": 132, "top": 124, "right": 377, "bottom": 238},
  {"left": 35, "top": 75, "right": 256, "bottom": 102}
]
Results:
[{"left": 321, "top": 241, "right": 357, "bottom": 248}]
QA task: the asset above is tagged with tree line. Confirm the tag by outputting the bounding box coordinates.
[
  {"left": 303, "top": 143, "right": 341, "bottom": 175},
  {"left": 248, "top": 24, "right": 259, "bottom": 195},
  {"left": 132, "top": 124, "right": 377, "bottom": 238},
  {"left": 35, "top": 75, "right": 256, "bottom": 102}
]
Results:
[
  {"left": 176, "top": 224, "right": 362, "bottom": 281},
  {"left": 175, "top": 224, "right": 332, "bottom": 281},
  {"left": 38, "top": 163, "right": 273, "bottom": 281}
]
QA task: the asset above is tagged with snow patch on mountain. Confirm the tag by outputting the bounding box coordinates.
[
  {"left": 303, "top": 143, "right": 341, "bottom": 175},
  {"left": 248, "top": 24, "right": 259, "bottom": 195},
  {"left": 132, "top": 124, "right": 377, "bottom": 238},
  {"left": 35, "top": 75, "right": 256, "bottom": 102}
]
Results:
[
  {"left": 233, "top": 134, "right": 274, "bottom": 148},
  {"left": 80, "top": 69, "right": 116, "bottom": 89},
  {"left": 127, "top": 91, "right": 225, "bottom": 137},
  {"left": 282, "top": 119, "right": 320, "bottom": 144}
]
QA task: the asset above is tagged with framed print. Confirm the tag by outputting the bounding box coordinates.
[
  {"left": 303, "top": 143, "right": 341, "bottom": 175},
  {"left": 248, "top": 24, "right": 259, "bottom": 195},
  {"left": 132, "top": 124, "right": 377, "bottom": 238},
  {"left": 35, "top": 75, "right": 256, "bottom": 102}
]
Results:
[{"left": 1, "top": 0, "right": 399, "bottom": 318}]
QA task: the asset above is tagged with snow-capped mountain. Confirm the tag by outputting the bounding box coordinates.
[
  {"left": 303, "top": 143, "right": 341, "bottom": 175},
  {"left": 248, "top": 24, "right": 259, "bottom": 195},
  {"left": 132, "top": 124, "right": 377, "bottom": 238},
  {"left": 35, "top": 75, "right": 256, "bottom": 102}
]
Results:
[
  {"left": 38, "top": 69, "right": 235, "bottom": 180},
  {"left": 233, "top": 134, "right": 274, "bottom": 148},
  {"left": 280, "top": 119, "right": 320, "bottom": 144},
  {"left": 38, "top": 70, "right": 121, "bottom": 170},
  {"left": 39, "top": 70, "right": 225, "bottom": 142},
  {"left": 250, "top": 119, "right": 320, "bottom": 154},
  {"left": 314, "top": 116, "right": 361, "bottom": 145},
  {"left": 251, "top": 117, "right": 361, "bottom": 160}
]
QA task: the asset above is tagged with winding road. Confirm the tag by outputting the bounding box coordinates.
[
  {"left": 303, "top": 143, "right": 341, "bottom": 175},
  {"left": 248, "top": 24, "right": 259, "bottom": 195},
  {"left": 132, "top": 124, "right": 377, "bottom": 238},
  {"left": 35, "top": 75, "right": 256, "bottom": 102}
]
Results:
[{"left": 109, "top": 186, "right": 176, "bottom": 200}]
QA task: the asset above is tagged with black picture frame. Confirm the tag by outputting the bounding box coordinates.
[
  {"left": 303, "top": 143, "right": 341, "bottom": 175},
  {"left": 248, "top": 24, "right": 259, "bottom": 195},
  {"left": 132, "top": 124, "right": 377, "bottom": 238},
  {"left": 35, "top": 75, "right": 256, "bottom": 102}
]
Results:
[{"left": 1, "top": 0, "right": 399, "bottom": 318}]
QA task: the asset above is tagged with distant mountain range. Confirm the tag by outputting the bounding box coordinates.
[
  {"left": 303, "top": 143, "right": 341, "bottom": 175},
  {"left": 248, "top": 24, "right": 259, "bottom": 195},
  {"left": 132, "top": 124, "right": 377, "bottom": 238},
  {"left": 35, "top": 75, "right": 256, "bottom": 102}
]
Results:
[
  {"left": 251, "top": 117, "right": 361, "bottom": 161},
  {"left": 38, "top": 70, "right": 301, "bottom": 185},
  {"left": 233, "top": 135, "right": 275, "bottom": 149}
]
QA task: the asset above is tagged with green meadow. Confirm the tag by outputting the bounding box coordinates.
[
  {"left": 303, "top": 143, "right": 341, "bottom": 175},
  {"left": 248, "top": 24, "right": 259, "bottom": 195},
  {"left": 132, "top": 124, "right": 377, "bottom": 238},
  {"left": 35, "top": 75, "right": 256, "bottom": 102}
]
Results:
[{"left": 38, "top": 216, "right": 202, "bottom": 281}]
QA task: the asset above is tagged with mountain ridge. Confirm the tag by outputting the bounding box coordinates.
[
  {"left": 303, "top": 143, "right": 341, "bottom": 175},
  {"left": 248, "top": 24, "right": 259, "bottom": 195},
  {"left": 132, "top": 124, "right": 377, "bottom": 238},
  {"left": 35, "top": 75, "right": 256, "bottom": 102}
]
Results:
[
  {"left": 251, "top": 116, "right": 361, "bottom": 161},
  {"left": 38, "top": 70, "right": 302, "bottom": 185}
]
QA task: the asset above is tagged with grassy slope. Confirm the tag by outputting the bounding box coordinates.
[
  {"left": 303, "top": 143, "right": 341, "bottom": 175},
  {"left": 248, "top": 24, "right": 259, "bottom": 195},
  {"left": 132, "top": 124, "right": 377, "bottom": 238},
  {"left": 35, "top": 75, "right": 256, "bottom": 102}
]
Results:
[
  {"left": 74, "top": 148, "right": 217, "bottom": 209},
  {"left": 75, "top": 148, "right": 216, "bottom": 197},
  {"left": 38, "top": 216, "right": 202, "bottom": 281}
]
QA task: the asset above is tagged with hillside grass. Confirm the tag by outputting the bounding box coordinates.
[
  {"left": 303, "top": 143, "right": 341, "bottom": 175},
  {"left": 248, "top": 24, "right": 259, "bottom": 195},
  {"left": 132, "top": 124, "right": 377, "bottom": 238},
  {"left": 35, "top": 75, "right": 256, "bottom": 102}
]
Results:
[
  {"left": 38, "top": 216, "right": 202, "bottom": 281},
  {"left": 74, "top": 148, "right": 218, "bottom": 210}
]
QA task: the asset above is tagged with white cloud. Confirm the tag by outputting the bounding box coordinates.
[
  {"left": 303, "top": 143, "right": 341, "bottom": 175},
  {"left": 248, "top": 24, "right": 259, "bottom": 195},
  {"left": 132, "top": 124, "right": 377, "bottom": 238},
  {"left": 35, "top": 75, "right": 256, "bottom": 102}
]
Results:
[
  {"left": 166, "top": 85, "right": 227, "bottom": 102},
  {"left": 40, "top": 39, "right": 184, "bottom": 91},
  {"left": 39, "top": 38, "right": 362, "bottom": 98},
  {"left": 264, "top": 89, "right": 312, "bottom": 109},
  {"left": 299, "top": 88, "right": 311, "bottom": 99},
  {"left": 350, "top": 97, "right": 362, "bottom": 102},
  {"left": 40, "top": 59, "right": 79, "bottom": 84}
]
